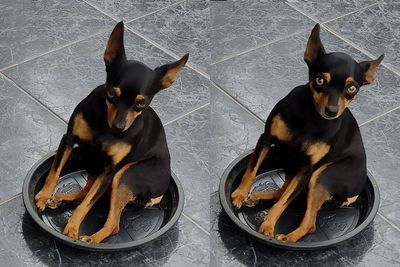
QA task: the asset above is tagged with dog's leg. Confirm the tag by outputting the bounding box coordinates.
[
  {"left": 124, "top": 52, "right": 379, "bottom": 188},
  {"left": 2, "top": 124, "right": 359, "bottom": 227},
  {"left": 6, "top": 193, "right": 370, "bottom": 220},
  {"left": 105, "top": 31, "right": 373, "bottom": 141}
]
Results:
[
  {"left": 63, "top": 172, "right": 112, "bottom": 240},
  {"left": 80, "top": 164, "right": 134, "bottom": 243},
  {"left": 259, "top": 173, "right": 306, "bottom": 238},
  {"left": 244, "top": 178, "right": 290, "bottom": 207},
  {"left": 35, "top": 134, "right": 74, "bottom": 210},
  {"left": 276, "top": 164, "right": 331, "bottom": 242},
  {"left": 232, "top": 134, "right": 269, "bottom": 208},
  {"left": 46, "top": 176, "right": 95, "bottom": 209}
]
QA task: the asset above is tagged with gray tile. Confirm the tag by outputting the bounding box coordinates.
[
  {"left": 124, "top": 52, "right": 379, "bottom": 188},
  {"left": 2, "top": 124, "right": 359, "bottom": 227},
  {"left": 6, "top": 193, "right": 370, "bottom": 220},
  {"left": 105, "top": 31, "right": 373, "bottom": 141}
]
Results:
[
  {"left": 0, "top": 75, "right": 65, "bottom": 203},
  {"left": 288, "top": 0, "right": 377, "bottom": 22},
  {"left": 165, "top": 103, "right": 211, "bottom": 230},
  {"left": 210, "top": 30, "right": 400, "bottom": 125},
  {"left": 127, "top": 0, "right": 210, "bottom": 73},
  {"left": 209, "top": 87, "right": 264, "bottom": 193},
  {"left": 361, "top": 109, "right": 400, "bottom": 227},
  {"left": 0, "top": 0, "right": 114, "bottom": 69},
  {"left": 85, "top": 0, "right": 181, "bottom": 21},
  {"left": 210, "top": 0, "right": 314, "bottom": 62},
  {"left": 4, "top": 31, "right": 209, "bottom": 124},
  {"left": 210, "top": 194, "right": 400, "bottom": 267},
  {"left": 325, "top": 3, "right": 400, "bottom": 73},
  {"left": 0, "top": 196, "right": 209, "bottom": 267}
]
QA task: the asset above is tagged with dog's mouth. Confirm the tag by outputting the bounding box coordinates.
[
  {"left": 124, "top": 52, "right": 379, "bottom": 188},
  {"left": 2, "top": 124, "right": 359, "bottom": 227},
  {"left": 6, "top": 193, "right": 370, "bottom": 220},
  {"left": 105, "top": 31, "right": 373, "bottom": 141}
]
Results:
[{"left": 319, "top": 111, "right": 340, "bottom": 120}]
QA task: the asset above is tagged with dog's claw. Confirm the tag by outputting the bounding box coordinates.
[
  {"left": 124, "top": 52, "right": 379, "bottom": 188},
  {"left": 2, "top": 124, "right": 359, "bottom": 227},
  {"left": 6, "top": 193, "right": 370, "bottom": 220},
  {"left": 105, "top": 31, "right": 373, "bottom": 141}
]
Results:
[
  {"left": 64, "top": 223, "right": 79, "bottom": 240},
  {"left": 46, "top": 196, "right": 61, "bottom": 209},
  {"left": 259, "top": 221, "right": 275, "bottom": 238},
  {"left": 276, "top": 234, "right": 288, "bottom": 241},
  {"left": 79, "top": 235, "right": 93, "bottom": 243},
  {"left": 35, "top": 191, "right": 51, "bottom": 211},
  {"left": 243, "top": 194, "right": 259, "bottom": 207},
  {"left": 231, "top": 188, "right": 249, "bottom": 209}
]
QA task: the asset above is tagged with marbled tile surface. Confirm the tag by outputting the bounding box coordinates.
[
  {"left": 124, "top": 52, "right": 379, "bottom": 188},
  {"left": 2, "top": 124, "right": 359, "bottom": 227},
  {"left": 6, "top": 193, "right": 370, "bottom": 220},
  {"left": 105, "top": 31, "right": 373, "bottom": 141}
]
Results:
[
  {"left": 288, "top": 0, "right": 377, "bottom": 22},
  {"left": 210, "top": 0, "right": 314, "bottom": 62},
  {"left": 209, "top": 86, "right": 264, "bottom": 193},
  {"left": 325, "top": 3, "right": 400, "bottom": 72},
  {"left": 0, "top": 75, "right": 65, "bottom": 202},
  {"left": 84, "top": 0, "right": 182, "bottom": 21},
  {"left": 0, "top": 196, "right": 209, "bottom": 267},
  {"left": 4, "top": 31, "right": 209, "bottom": 124},
  {"left": 128, "top": 0, "right": 210, "bottom": 73},
  {"left": 0, "top": 0, "right": 114, "bottom": 69},
  {"left": 211, "top": 194, "right": 400, "bottom": 267},
  {"left": 210, "top": 30, "right": 400, "bottom": 125},
  {"left": 361, "top": 108, "right": 400, "bottom": 227},
  {"left": 165, "top": 102, "right": 211, "bottom": 230}
]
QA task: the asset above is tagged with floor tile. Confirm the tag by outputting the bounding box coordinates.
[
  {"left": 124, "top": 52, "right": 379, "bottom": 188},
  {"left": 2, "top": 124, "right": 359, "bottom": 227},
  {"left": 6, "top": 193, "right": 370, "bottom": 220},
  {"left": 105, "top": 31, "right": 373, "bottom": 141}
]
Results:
[
  {"left": 4, "top": 31, "right": 209, "bottom": 124},
  {"left": 210, "top": 29, "right": 400, "bottom": 125},
  {"left": 0, "top": 196, "right": 209, "bottom": 267},
  {"left": 288, "top": 0, "right": 377, "bottom": 22},
  {"left": 127, "top": 0, "right": 210, "bottom": 73},
  {"left": 0, "top": 0, "right": 114, "bottom": 69},
  {"left": 361, "top": 109, "right": 400, "bottom": 227},
  {"left": 210, "top": 0, "right": 314, "bottom": 62},
  {"left": 165, "top": 103, "right": 211, "bottom": 230},
  {"left": 325, "top": 3, "right": 400, "bottom": 72},
  {"left": 211, "top": 194, "right": 400, "bottom": 267},
  {"left": 84, "top": 0, "right": 181, "bottom": 21},
  {"left": 209, "top": 87, "right": 264, "bottom": 193},
  {"left": 0, "top": 75, "right": 65, "bottom": 203}
]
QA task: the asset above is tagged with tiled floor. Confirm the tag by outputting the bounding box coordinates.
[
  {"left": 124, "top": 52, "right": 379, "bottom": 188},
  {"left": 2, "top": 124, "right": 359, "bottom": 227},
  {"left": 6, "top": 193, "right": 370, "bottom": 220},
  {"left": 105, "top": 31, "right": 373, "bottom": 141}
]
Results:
[{"left": 0, "top": 0, "right": 399, "bottom": 266}]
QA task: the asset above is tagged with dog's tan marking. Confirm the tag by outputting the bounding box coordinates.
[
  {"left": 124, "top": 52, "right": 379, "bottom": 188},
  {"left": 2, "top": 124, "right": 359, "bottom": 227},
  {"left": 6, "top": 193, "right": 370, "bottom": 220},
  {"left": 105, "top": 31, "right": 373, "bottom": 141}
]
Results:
[
  {"left": 80, "top": 164, "right": 135, "bottom": 243},
  {"left": 113, "top": 87, "right": 121, "bottom": 97},
  {"left": 270, "top": 114, "right": 292, "bottom": 142},
  {"left": 72, "top": 113, "right": 93, "bottom": 142},
  {"left": 244, "top": 179, "right": 290, "bottom": 207},
  {"left": 322, "top": 72, "right": 331, "bottom": 83},
  {"left": 345, "top": 76, "right": 354, "bottom": 84},
  {"left": 105, "top": 142, "right": 132, "bottom": 165},
  {"left": 310, "top": 83, "right": 330, "bottom": 114},
  {"left": 231, "top": 146, "right": 269, "bottom": 208},
  {"left": 365, "top": 63, "right": 379, "bottom": 84},
  {"left": 106, "top": 100, "right": 117, "bottom": 128},
  {"left": 341, "top": 195, "right": 359, "bottom": 207},
  {"left": 145, "top": 196, "right": 163, "bottom": 208},
  {"left": 276, "top": 164, "right": 332, "bottom": 242},
  {"left": 124, "top": 110, "right": 141, "bottom": 131},
  {"left": 303, "top": 142, "right": 330, "bottom": 165}
]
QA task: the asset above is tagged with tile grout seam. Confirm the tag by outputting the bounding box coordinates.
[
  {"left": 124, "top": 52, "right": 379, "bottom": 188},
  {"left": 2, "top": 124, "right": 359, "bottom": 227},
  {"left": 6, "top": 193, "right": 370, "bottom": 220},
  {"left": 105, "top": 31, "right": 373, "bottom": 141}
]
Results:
[
  {"left": 377, "top": 212, "right": 400, "bottom": 232},
  {"left": 125, "top": 0, "right": 187, "bottom": 23},
  {"left": 182, "top": 213, "right": 210, "bottom": 235},
  {"left": 0, "top": 193, "right": 22, "bottom": 207}
]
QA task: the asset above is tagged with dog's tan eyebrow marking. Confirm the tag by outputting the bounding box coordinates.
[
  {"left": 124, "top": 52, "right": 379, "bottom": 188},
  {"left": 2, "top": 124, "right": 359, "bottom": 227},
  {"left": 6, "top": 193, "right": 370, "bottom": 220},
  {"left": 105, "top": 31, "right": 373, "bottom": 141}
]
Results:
[
  {"left": 345, "top": 77, "right": 354, "bottom": 84},
  {"left": 322, "top": 72, "right": 331, "bottom": 83},
  {"left": 135, "top": 94, "right": 145, "bottom": 103},
  {"left": 113, "top": 87, "right": 121, "bottom": 97}
]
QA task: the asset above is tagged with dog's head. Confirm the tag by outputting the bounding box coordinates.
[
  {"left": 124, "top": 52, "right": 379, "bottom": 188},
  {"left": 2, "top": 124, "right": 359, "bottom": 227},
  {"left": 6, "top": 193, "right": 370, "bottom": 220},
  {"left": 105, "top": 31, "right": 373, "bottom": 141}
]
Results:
[
  {"left": 103, "top": 22, "right": 188, "bottom": 131},
  {"left": 304, "top": 24, "right": 383, "bottom": 120}
]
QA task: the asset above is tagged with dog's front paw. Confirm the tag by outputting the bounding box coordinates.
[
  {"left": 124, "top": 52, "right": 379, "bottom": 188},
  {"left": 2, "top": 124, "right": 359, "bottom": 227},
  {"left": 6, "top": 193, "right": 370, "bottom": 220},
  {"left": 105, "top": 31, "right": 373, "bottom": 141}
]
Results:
[
  {"left": 243, "top": 193, "right": 260, "bottom": 207},
  {"left": 231, "top": 188, "right": 249, "bottom": 209},
  {"left": 259, "top": 221, "right": 275, "bottom": 238},
  {"left": 46, "top": 195, "right": 62, "bottom": 209},
  {"left": 275, "top": 233, "right": 299, "bottom": 242},
  {"left": 80, "top": 235, "right": 100, "bottom": 244},
  {"left": 35, "top": 191, "right": 51, "bottom": 211},
  {"left": 64, "top": 223, "right": 79, "bottom": 240}
]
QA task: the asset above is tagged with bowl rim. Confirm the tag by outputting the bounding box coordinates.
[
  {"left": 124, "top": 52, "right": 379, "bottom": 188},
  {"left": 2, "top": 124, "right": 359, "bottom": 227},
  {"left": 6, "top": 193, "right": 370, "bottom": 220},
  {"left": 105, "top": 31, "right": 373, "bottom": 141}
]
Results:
[
  {"left": 23, "top": 150, "right": 184, "bottom": 252},
  {"left": 219, "top": 150, "right": 380, "bottom": 250}
]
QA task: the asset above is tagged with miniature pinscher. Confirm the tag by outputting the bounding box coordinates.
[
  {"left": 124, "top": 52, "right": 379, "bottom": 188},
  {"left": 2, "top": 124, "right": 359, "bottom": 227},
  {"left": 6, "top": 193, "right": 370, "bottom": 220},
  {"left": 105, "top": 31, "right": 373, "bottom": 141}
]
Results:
[
  {"left": 231, "top": 24, "right": 383, "bottom": 242},
  {"left": 35, "top": 22, "right": 188, "bottom": 243}
]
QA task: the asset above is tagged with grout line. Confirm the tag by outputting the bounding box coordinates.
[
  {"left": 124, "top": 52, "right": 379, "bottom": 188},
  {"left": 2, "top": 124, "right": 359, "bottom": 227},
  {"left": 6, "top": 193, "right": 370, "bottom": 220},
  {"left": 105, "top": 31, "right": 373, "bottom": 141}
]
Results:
[
  {"left": 0, "top": 73, "right": 68, "bottom": 125},
  {"left": 323, "top": 3, "right": 379, "bottom": 24},
  {"left": 360, "top": 106, "right": 400, "bottom": 127},
  {"left": 210, "top": 29, "right": 308, "bottom": 66},
  {"left": 286, "top": 2, "right": 321, "bottom": 23},
  {"left": 182, "top": 212, "right": 210, "bottom": 235},
  {"left": 210, "top": 191, "right": 218, "bottom": 197},
  {"left": 211, "top": 80, "right": 265, "bottom": 124},
  {"left": 81, "top": 0, "right": 119, "bottom": 21},
  {"left": 125, "top": 0, "right": 186, "bottom": 23},
  {"left": 377, "top": 212, "right": 400, "bottom": 232},
  {"left": 164, "top": 102, "right": 210, "bottom": 126},
  {"left": 0, "top": 30, "right": 109, "bottom": 72},
  {"left": 0, "top": 193, "right": 22, "bottom": 206}
]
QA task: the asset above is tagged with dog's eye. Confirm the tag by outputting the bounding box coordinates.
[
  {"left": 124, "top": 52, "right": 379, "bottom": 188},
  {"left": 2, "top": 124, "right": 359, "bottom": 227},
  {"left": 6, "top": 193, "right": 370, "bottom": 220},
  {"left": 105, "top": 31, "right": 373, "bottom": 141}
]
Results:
[
  {"left": 315, "top": 77, "right": 325, "bottom": 86},
  {"left": 107, "top": 90, "right": 115, "bottom": 99},
  {"left": 135, "top": 98, "right": 146, "bottom": 109},
  {"left": 347, "top": 85, "right": 357, "bottom": 94}
]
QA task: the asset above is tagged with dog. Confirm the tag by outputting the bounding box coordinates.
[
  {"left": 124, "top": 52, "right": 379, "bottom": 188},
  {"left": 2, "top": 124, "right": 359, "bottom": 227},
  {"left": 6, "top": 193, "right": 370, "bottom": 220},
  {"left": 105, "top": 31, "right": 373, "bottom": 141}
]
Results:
[
  {"left": 34, "top": 22, "right": 188, "bottom": 243},
  {"left": 231, "top": 24, "right": 383, "bottom": 242}
]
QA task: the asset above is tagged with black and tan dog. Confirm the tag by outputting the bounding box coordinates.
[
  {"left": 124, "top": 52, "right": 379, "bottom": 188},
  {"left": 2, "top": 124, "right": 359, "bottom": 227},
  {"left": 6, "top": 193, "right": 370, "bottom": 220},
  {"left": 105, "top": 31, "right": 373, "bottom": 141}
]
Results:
[
  {"left": 34, "top": 22, "right": 188, "bottom": 243},
  {"left": 231, "top": 24, "right": 383, "bottom": 242}
]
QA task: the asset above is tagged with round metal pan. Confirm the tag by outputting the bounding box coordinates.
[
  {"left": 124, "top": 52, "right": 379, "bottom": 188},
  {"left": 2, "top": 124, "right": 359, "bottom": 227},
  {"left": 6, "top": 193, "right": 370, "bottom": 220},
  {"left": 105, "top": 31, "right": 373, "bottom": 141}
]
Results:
[
  {"left": 219, "top": 150, "right": 379, "bottom": 250},
  {"left": 23, "top": 149, "right": 184, "bottom": 251}
]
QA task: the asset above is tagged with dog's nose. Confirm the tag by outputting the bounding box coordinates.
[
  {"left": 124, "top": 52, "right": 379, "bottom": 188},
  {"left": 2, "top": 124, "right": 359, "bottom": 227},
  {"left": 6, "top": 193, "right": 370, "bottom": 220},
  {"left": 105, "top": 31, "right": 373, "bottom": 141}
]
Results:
[
  {"left": 112, "top": 121, "right": 125, "bottom": 131},
  {"left": 325, "top": 105, "right": 338, "bottom": 117}
]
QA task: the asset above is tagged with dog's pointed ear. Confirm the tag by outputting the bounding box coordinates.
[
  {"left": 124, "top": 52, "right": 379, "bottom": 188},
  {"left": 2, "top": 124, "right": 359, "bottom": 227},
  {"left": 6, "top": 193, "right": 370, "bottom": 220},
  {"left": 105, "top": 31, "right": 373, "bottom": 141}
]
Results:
[
  {"left": 104, "top": 21, "right": 126, "bottom": 67},
  {"left": 154, "top": 54, "right": 189, "bottom": 89},
  {"left": 359, "top": 54, "right": 384, "bottom": 85},
  {"left": 304, "top": 24, "right": 325, "bottom": 67}
]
